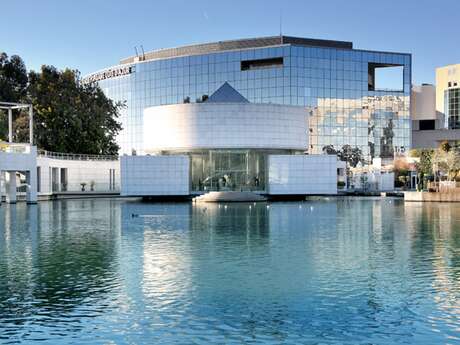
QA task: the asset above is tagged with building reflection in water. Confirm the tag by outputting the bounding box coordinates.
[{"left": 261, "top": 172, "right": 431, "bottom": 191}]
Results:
[
  {"left": 0, "top": 199, "right": 458, "bottom": 343},
  {"left": 404, "top": 202, "right": 460, "bottom": 334},
  {"left": 0, "top": 200, "right": 121, "bottom": 333}
]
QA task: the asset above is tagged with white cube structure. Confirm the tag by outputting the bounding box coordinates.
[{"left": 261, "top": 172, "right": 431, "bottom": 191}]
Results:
[
  {"left": 121, "top": 155, "right": 190, "bottom": 196},
  {"left": 268, "top": 155, "right": 338, "bottom": 195}
]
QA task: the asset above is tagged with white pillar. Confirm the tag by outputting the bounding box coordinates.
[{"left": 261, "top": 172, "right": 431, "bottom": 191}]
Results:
[
  {"left": 8, "top": 108, "right": 13, "bottom": 143},
  {"left": 26, "top": 169, "right": 37, "bottom": 204},
  {"left": 29, "top": 106, "right": 34, "bottom": 145},
  {"left": 0, "top": 171, "right": 4, "bottom": 204},
  {"left": 6, "top": 171, "right": 17, "bottom": 204}
]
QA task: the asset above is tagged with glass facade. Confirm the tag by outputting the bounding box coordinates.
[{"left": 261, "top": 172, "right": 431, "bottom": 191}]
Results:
[
  {"left": 91, "top": 40, "right": 411, "bottom": 161},
  {"left": 444, "top": 88, "right": 460, "bottom": 129},
  {"left": 161, "top": 149, "right": 298, "bottom": 193}
]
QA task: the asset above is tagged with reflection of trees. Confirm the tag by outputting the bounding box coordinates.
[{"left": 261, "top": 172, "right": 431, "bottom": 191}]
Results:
[
  {"left": 0, "top": 200, "right": 120, "bottom": 327},
  {"left": 368, "top": 120, "right": 376, "bottom": 159},
  {"left": 322, "top": 144, "right": 365, "bottom": 167},
  {"left": 313, "top": 94, "right": 409, "bottom": 160},
  {"left": 405, "top": 203, "right": 460, "bottom": 330},
  {"left": 380, "top": 119, "right": 394, "bottom": 158}
]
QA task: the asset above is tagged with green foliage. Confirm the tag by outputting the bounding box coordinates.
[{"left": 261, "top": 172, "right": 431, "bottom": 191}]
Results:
[
  {"left": 432, "top": 147, "right": 460, "bottom": 180},
  {"left": 439, "top": 141, "right": 451, "bottom": 153},
  {"left": 408, "top": 149, "right": 421, "bottom": 158},
  {"left": 0, "top": 53, "right": 28, "bottom": 102},
  {"left": 322, "top": 144, "right": 365, "bottom": 167},
  {"left": 322, "top": 145, "right": 338, "bottom": 155},
  {"left": 414, "top": 146, "right": 460, "bottom": 181},
  {"left": 25, "top": 66, "right": 122, "bottom": 154},
  {"left": 0, "top": 53, "right": 29, "bottom": 140},
  {"left": 0, "top": 52, "right": 122, "bottom": 155},
  {"left": 338, "top": 145, "right": 365, "bottom": 168},
  {"left": 415, "top": 149, "right": 434, "bottom": 176}
]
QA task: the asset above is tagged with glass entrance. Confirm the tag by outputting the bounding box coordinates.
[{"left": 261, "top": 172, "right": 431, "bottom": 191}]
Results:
[
  {"left": 190, "top": 150, "right": 266, "bottom": 192},
  {"left": 210, "top": 151, "right": 247, "bottom": 191}
]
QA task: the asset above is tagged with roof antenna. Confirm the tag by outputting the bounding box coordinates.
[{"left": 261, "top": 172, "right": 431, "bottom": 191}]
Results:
[
  {"left": 134, "top": 46, "right": 139, "bottom": 57},
  {"left": 140, "top": 45, "right": 145, "bottom": 60},
  {"left": 279, "top": 9, "right": 283, "bottom": 44}
]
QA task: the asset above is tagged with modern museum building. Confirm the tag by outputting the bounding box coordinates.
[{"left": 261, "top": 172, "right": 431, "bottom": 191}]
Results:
[{"left": 82, "top": 36, "right": 411, "bottom": 196}]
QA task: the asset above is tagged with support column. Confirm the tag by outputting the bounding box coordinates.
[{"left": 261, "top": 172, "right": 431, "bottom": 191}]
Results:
[
  {"left": 8, "top": 108, "right": 13, "bottom": 143},
  {"left": 26, "top": 169, "right": 38, "bottom": 204},
  {"left": 29, "top": 106, "right": 34, "bottom": 145},
  {"left": 6, "top": 171, "right": 17, "bottom": 204},
  {"left": 0, "top": 171, "right": 4, "bottom": 204}
]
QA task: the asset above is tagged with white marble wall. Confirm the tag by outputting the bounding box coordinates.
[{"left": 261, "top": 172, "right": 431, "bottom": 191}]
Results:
[
  {"left": 351, "top": 171, "right": 395, "bottom": 191},
  {"left": 0, "top": 146, "right": 37, "bottom": 171},
  {"left": 0, "top": 146, "right": 38, "bottom": 202},
  {"left": 121, "top": 155, "right": 190, "bottom": 196},
  {"left": 37, "top": 157, "right": 120, "bottom": 195},
  {"left": 268, "top": 155, "right": 337, "bottom": 195},
  {"left": 143, "top": 103, "right": 308, "bottom": 152}
]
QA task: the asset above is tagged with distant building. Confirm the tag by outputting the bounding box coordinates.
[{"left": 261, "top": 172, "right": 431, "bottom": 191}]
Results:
[
  {"left": 436, "top": 64, "right": 460, "bottom": 129},
  {"left": 411, "top": 64, "right": 460, "bottom": 149}
]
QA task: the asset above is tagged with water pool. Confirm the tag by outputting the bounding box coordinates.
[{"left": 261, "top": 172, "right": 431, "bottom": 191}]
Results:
[{"left": 0, "top": 199, "right": 459, "bottom": 344}]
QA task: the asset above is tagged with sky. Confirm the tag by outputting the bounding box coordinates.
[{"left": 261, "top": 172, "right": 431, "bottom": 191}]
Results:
[{"left": 1, "top": 0, "right": 459, "bottom": 85}]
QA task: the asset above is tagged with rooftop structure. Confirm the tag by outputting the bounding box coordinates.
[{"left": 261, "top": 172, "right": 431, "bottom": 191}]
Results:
[{"left": 120, "top": 36, "right": 354, "bottom": 65}]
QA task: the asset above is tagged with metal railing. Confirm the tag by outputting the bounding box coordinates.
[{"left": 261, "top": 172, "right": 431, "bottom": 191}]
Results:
[{"left": 38, "top": 150, "right": 118, "bottom": 161}]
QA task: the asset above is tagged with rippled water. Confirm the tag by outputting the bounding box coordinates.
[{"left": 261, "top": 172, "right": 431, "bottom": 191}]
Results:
[{"left": 0, "top": 199, "right": 459, "bottom": 344}]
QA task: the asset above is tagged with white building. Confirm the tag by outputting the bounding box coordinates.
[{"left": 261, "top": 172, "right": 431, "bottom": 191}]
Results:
[
  {"left": 1, "top": 144, "right": 120, "bottom": 203},
  {"left": 411, "top": 64, "right": 460, "bottom": 149},
  {"left": 121, "top": 83, "right": 339, "bottom": 197},
  {"left": 36, "top": 152, "right": 119, "bottom": 197}
]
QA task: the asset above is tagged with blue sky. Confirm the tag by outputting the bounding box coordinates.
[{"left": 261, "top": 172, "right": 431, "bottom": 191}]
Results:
[{"left": 1, "top": 0, "right": 459, "bottom": 84}]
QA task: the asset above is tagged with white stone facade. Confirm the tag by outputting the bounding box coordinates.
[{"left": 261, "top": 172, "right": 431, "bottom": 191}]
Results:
[
  {"left": 37, "top": 156, "right": 120, "bottom": 195},
  {"left": 121, "top": 155, "right": 190, "bottom": 196},
  {"left": 0, "top": 144, "right": 38, "bottom": 203},
  {"left": 267, "top": 155, "right": 337, "bottom": 195},
  {"left": 143, "top": 103, "right": 308, "bottom": 153}
]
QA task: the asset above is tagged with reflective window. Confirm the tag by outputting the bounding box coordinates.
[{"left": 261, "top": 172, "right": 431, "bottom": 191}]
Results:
[{"left": 95, "top": 44, "right": 411, "bottom": 161}]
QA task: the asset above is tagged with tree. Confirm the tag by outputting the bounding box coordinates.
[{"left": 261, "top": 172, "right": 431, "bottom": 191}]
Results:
[
  {"left": 338, "top": 145, "right": 365, "bottom": 168},
  {"left": 0, "top": 53, "right": 28, "bottom": 140},
  {"left": 322, "top": 144, "right": 365, "bottom": 168},
  {"left": 439, "top": 140, "right": 451, "bottom": 153},
  {"left": 24, "top": 65, "right": 122, "bottom": 155},
  {"left": 322, "top": 145, "right": 338, "bottom": 155},
  {"left": 432, "top": 146, "right": 460, "bottom": 181},
  {"left": 414, "top": 149, "right": 434, "bottom": 176},
  {"left": 0, "top": 53, "right": 28, "bottom": 102},
  {"left": 445, "top": 149, "right": 460, "bottom": 180}
]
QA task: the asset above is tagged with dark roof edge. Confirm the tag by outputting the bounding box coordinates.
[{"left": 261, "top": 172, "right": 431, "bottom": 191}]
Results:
[{"left": 120, "top": 36, "right": 353, "bottom": 65}]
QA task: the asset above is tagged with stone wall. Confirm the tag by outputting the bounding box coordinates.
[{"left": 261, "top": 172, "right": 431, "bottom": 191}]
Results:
[{"left": 404, "top": 191, "right": 460, "bottom": 202}]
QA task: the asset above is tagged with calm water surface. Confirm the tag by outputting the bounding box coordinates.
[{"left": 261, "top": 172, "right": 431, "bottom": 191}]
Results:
[{"left": 0, "top": 199, "right": 459, "bottom": 344}]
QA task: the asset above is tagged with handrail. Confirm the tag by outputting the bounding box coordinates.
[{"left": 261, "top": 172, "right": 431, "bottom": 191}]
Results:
[{"left": 38, "top": 149, "right": 118, "bottom": 161}]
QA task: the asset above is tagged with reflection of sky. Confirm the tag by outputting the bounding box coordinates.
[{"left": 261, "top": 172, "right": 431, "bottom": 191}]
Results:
[
  {"left": 375, "top": 66, "right": 404, "bottom": 91},
  {"left": 0, "top": 200, "right": 459, "bottom": 344}
]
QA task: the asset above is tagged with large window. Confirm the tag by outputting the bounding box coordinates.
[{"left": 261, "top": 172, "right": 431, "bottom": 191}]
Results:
[
  {"left": 368, "top": 63, "right": 404, "bottom": 91},
  {"left": 241, "top": 57, "right": 283, "bottom": 71},
  {"left": 419, "top": 120, "right": 435, "bottom": 131},
  {"left": 190, "top": 150, "right": 266, "bottom": 192},
  {"left": 445, "top": 88, "right": 460, "bottom": 129}
]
